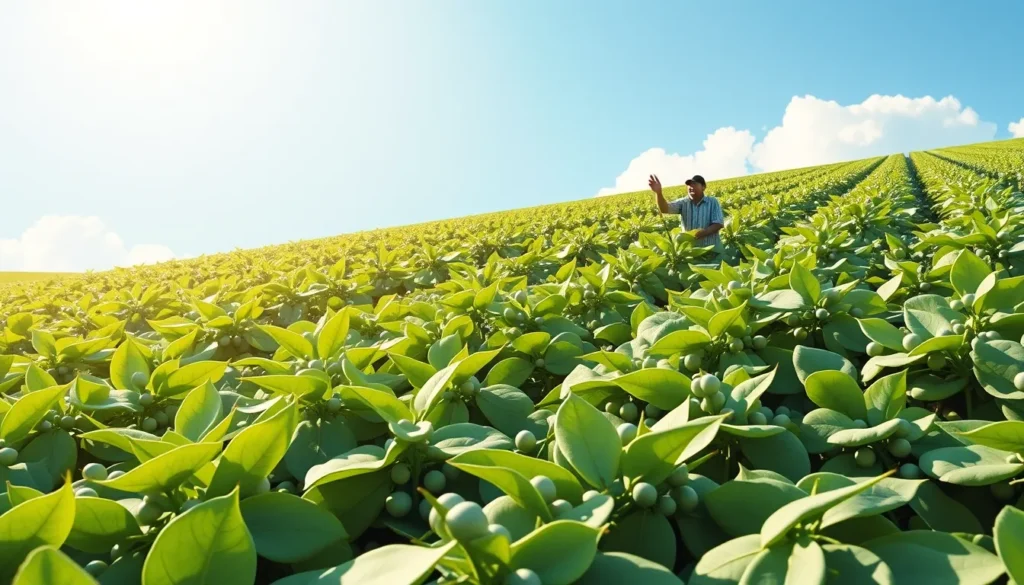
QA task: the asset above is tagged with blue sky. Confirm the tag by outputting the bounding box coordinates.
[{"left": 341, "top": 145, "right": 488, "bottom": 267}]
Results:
[{"left": 1, "top": 1, "right": 1023, "bottom": 270}]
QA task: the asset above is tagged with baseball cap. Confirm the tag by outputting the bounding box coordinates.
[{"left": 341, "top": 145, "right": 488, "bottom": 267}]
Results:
[{"left": 685, "top": 175, "right": 706, "bottom": 187}]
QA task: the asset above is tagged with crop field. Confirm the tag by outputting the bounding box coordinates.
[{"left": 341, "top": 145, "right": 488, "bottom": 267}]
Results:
[
  {"left": 0, "top": 138, "right": 1021, "bottom": 585},
  {"left": 0, "top": 272, "right": 69, "bottom": 285}
]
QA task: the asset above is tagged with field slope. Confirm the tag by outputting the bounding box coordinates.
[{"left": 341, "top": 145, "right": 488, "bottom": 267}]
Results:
[{"left": 0, "top": 136, "right": 1019, "bottom": 584}]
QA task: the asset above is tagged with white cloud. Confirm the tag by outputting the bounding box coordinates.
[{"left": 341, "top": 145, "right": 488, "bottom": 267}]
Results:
[
  {"left": 598, "top": 94, "right": 998, "bottom": 195},
  {"left": 1010, "top": 118, "right": 1024, "bottom": 138},
  {"left": 750, "top": 95, "right": 995, "bottom": 172},
  {"left": 0, "top": 216, "right": 176, "bottom": 272},
  {"left": 596, "top": 127, "right": 755, "bottom": 196}
]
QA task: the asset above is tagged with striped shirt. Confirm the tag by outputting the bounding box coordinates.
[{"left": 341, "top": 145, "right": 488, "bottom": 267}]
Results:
[{"left": 667, "top": 195, "right": 725, "bottom": 248}]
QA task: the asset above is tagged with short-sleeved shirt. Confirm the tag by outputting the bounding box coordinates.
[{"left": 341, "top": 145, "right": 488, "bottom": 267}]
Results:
[{"left": 667, "top": 195, "right": 725, "bottom": 248}]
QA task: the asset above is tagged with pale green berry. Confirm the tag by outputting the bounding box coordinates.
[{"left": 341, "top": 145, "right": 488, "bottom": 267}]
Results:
[
  {"left": 385, "top": 491, "right": 413, "bottom": 517},
  {"left": 515, "top": 430, "right": 537, "bottom": 453},
  {"left": 531, "top": 475, "right": 557, "bottom": 503},
  {"left": 423, "top": 470, "right": 447, "bottom": 493},
  {"left": 631, "top": 482, "right": 658, "bottom": 508},
  {"left": 617, "top": 423, "right": 638, "bottom": 445},
  {"left": 854, "top": 447, "right": 877, "bottom": 468}
]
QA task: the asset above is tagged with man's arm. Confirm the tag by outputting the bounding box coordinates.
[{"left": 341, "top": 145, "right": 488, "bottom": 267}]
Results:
[
  {"left": 695, "top": 198, "right": 725, "bottom": 239},
  {"left": 695, "top": 223, "right": 723, "bottom": 240},
  {"left": 649, "top": 174, "right": 672, "bottom": 213}
]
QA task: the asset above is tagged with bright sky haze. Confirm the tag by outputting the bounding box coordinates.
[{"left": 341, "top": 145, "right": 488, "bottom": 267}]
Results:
[{"left": 2, "top": 1, "right": 1023, "bottom": 271}]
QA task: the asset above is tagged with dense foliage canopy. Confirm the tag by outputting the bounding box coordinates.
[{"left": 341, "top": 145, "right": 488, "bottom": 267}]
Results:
[{"left": 0, "top": 139, "right": 1022, "bottom": 585}]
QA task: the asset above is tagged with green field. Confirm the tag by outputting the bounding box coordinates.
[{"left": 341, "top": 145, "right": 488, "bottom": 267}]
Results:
[
  {"left": 0, "top": 138, "right": 1021, "bottom": 584},
  {"left": 0, "top": 272, "right": 69, "bottom": 284}
]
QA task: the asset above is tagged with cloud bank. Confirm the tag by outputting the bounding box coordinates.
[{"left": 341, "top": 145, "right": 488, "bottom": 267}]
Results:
[
  {"left": 1010, "top": 118, "right": 1024, "bottom": 138},
  {"left": 598, "top": 94, "right": 1001, "bottom": 196},
  {"left": 0, "top": 216, "right": 176, "bottom": 272}
]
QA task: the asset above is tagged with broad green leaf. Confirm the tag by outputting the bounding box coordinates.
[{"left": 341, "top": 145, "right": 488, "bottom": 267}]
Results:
[
  {"left": 793, "top": 346, "right": 858, "bottom": 384},
  {"left": 511, "top": 332, "right": 551, "bottom": 357},
  {"left": 258, "top": 324, "right": 313, "bottom": 360},
  {"left": 647, "top": 330, "right": 712, "bottom": 358},
  {"left": 555, "top": 393, "right": 621, "bottom": 490},
  {"left": 558, "top": 493, "right": 615, "bottom": 529},
  {"left": 704, "top": 479, "right": 806, "bottom": 537},
  {"left": 451, "top": 449, "right": 583, "bottom": 503},
  {"left": 246, "top": 373, "right": 329, "bottom": 400},
  {"left": 94, "top": 442, "right": 222, "bottom": 494},
  {"left": 576, "top": 552, "right": 684, "bottom": 585},
  {"left": 413, "top": 363, "right": 459, "bottom": 415},
  {"left": 302, "top": 469, "right": 391, "bottom": 540},
  {"left": 317, "top": 309, "right": 350, "bottom": 360},
  {"left": 206, "top": 401, "right": 299, "bottom": 499},
  {"left": 689, "top": 534, "right": 762, "bottom": 585},
  {"left": 78, "top": 428, "right": 160, "bottom": 455},
  {"left": 110, "top": 338, "right": 150, "bottom": 390},
  {"left": 284, "top": 417, "right": 358, "bottom": 481},
  {"left": 804, "top": 370, "right": 866, "bottom": 420},
  {"left": 447, "top": 457, "right": 553, "bottom": 521},
  {"left": 510, "top": 520, "right": 600, "bottom": 585},
  {"left": 0, "top": 384, "right": 68, "bottom": 443},
  {"left": 910, "top": 481, "right": 982, "bottom": 534},
  {"left": 741, "top": 537, "right": 825, "bottom": 585},
  {"left": 337, "top": 386, "right": 412, "bottom": 425},
  {"left": 955, "top": 420, "right": 1024, "bottom": 453},
  {"left": 826, "top": 418, "right": 903, "bottom": 447},
  {"left": 727, "top": 368, "right": 777, "bottom": 421},
  {"left": 143, "top": 488, "right": 256, "bottom": 585},
  {"left": 614, "top": 369, "right": 692, "bottom": 411},
  {"left": 994, "top": 506, "right": 1024, "bottom": 585},
  {"left": 427, "top": 334, "right": 462, "bottom": 370},
  {"left": 919, "top": 444, "right": 1024, "bottom": 486},
  {"left": 12, "top": 546, "right": 97, "bottom": 585},
  {"left": 387, "top": 353, "right": 436, "bottom": 389},
  {"left": 790, "top": 261, "right": 821, "bottom": 304},
  {"left": 0, "top": 481, "right": 75, "bottom": 581},
  {"left": 19, "top": 430, "right": 77, "bottom": 490},
  {"left": 174, "top": 380, "right": 223, "bottom": 442},
  {"left": 600, "top": 511, "right": 676, "bottom": 570},
  {"left": 483, "top": 357, "right": 534, "bottom": 387},
  {"left": 865, "top": 530, "right": 1004, "bottom": 585},
  {"left": 484, "top": 495, "right": 541, "bottom": 542},
  {"left": 972, "top": 340, "right": 1024, "bottom": 401},
  {"left": 950, "top": 249, "right": 992, "bottom": 296},
  {"left": 622, "top": 414, "right": 724, "bottom": 486},
  {"left": 476, "top": 384, "right": 536, "bottom": 437},
  {"left": 822, "top": 480, "right": 917, "bottom": 528},
  {"left": 708, "top": 303, "right": 747, "bottom": 340},
  {"left": 858, "top": 318, "right": 907, "bottom": 351},
  {"left": 66, "top": 496, "right": 142, "bottom": 554},
  {"left": 426, "top": 423, "right": 513, "bottom": 460},
  {"left": 271, "top": 542, "right": 456, "bottom": 585},
  {"left": 760, "top": 471, "right": 892, "bottom": 547},
  {"left": 162, "top": 360, "right": 228, "bottom": 396},
  {"left": 903, "top": 295, "right": 960, "bottom": 338},
  {"left": 24, "top": 364, "right": 58, "bottom": 392},
  {"left": 30, "top": 331, "right": 56, "bottom": 360},
  {"left": 303, "top": 444, "right": 405, "bottom": 492},
  {"left": 739, "top": 431, "right": 811, "bottom": 483},
  {"left": 821, "top": 544, "right": 894, "bottom": 585},
  {"left": 863, "top": 370, "right": 906, "bottom": 426},
  {"left": 240, "top": 491, "right": 347, "bottom": 563}
]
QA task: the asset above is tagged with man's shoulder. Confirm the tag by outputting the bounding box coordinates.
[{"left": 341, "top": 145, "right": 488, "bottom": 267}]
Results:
[{"left": 706, "top": 195, "right": 722, "bottom": 206}]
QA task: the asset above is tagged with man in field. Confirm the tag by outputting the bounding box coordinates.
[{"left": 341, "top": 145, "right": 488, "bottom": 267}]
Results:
[{"left": 648, "top": 174, "right": 725, "bottom": 252}]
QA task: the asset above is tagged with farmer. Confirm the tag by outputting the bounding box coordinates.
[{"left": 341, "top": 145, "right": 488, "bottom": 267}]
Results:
[{"left": 648, "top": 173, "right": 725, "bottom": 252}]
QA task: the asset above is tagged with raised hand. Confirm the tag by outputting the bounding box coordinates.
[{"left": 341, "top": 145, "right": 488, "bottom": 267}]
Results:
[{"left": 648, "top": 174, "right": 663, "bottom": 196}]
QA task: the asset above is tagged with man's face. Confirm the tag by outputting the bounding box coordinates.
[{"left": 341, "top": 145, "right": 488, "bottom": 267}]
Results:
[{"left": 687, "top": 182, "right": 704, "bottom": 197}]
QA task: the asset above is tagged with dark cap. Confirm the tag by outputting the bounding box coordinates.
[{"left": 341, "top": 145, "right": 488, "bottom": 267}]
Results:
[{"left": 685, "top": 175, "right": 706, "bottom": 187}]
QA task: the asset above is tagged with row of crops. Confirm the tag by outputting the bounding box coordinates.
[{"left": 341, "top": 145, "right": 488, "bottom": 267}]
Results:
[{"left": 0, "top": 138, "right": 1021, "bottom": 584}]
